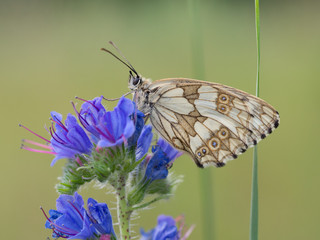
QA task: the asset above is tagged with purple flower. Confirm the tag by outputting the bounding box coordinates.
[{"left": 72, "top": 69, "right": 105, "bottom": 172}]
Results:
[
  {"left": 128, "top": 109, "right": 145, "bottom": 148},
  {"left": 77, "top": 96, "right": 136, "bottom": 148},
  {"left": 20, "top": 112, "right": 93, "bottom": 166},
  {"left": 42, "top": 192, "right": 115, "bottom": 239},
  {"left": 157, "top": 139, "right": 183, "bottom": 162},
  {"left": 141, "top": 215, "right": 179, "bottom": 240},
  {"left": 140, "top": 215, "right": 194, "bottom": 240},
  {"left": 97, "top": 97, "right": 135, "bottom": 147},
  {"left": 135, "top": 125, "right": 153, "bottom": 161},
  {"left": 77, "top": 96, "right": 107, "bottom": 143},
  {"left": 144, "top": 138, "right": 183, "bottom": 181},
  {"left": 50, "top": 112, "right": 93, "bottom": 166},
  {"left": 87, "top": 198, "right": 116, "bottom": 236}
]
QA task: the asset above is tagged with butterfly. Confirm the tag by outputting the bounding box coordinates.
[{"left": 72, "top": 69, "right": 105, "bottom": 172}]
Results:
[{"left": 102, "top": 43, "right": 280, "bottom": 168}]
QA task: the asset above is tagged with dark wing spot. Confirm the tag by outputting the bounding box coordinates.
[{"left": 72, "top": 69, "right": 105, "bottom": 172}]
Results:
[
  {"left": 268, "top": 128, "right": 272, "bottom": 134},
  {"left": 253, "top": 140, "right": 257, "bottom": 145},
  {"left": 216, "top": 162, "right": 225, "bottom": 168},
  {"left": 232, "top": 154, "right": 238, "bottom": 159},
  {"left": 240, "top": 148, "right": 247, "bottom": 153},
  {"left": 261, "top": 134, "right": 266, "bottom": 139},
  {"left": 195, "top": 159, "right": 204, "bottom": 168},
  {"left": 274, "top": 120, "right": 279, "bottom": 128}
]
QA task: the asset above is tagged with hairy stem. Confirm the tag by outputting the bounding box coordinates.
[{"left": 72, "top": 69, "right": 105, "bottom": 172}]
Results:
[{"left": 115, "top": 174, "right": 132, "bottom": 239}]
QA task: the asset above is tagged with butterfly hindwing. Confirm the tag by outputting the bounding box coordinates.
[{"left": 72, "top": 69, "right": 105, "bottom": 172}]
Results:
[{"left": 144, "top": 78, "right": 279, "bottom": 168}]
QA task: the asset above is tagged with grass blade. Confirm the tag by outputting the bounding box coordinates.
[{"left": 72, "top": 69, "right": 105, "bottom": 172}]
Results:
[
  {"left": 187, "top": 1, "right": 214, "bottom": 239},
  {"left": 250, "top": 0, "right": 260, "bottom": 239}
]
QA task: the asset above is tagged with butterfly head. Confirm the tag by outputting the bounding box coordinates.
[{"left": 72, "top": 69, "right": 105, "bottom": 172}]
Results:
[{"left": 128, "top": 71, "right": 143, "bottom": 90}]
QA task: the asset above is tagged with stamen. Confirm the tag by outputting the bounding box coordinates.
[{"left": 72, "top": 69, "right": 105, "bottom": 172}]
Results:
[
  {"left": 121, "top": 134, "right": 127, "bottom": 145},
  {"left": 40, "top": 206, "right": 77, "bottom": 237},
  {"left": 19, "top": 124, "right": 50, "bottom": 143},
  {"left": 68, "top": 200, "right": 84, "bottom": 220},
  {"left": 181, "top": 224, "right": 196, "bottom": 240},
  {"left": 51, "top": 121, "right": 71, "bottom": 143},
  {"left": 50, "top": 117, "right": 68, "bottom": 132},
  {"left": 21, "top": 145, "right": 55, "bottom": 155},
  {"left": 176, "top": 215, "right": 185, "bottom": 232},
  {"left": 49, "top": 126, "right": 65, "bottom": 145},
  {"left": 22, "top": 139, "right": 52, "bottom": 149},
  {"left": 96, "top": 127, "right": 115, "bottom": 143},
  {"left": 71, "top": 101, "right": 91, "bottom": 129},
  {"left": 40, "top": 206, "right": 51, "bottom": 221},
  {"left": 75, "top": 96, "right": 100, "bottom": 112}
]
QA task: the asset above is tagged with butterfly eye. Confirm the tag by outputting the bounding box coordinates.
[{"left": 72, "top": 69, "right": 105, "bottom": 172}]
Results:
[
  {"left": 129, "top": 73, "right": 141, "bottom": 88},
  {"left": 132, "top": 77, "right": 141, "bottom": 86}
]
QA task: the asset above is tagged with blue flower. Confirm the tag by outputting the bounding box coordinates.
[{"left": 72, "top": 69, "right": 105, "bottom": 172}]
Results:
[
  {"left": 156, "top": 139, "right": 183, "bottom": 162},
  {"left": 50, "top": 112, "right": 93, "bottom": 166},
  {"left": 140, "top": 215, "right": 179, "bottom": 240},
  {"left": 97, "top": 96, "right": 135, "bottom": 148},
  {"left": 77, "top": 96, "right": 107, "bottom": 143},
  {"left": 43, "top": 192, "right": 115, "bottom": 239},
  {"left": 78, "top": 96, "right": 136, "bottom": 148},
  {"left": 20, "top": 112, "right": 93, "bottom": 166},
  {"left": 135, "top": 125, "right": 153, "bottom": 161},
  {"left": 87, "top": 198, "right": 116, "bottom": 236},
  {"left": 128, "top": 109, "right": 145, "bottom": 148},
  {"left": 144, "top": 138, "right": 183, "bottom": 181},
  {"left": 140, "top": 215, "right": 195, "bottom": 240}
]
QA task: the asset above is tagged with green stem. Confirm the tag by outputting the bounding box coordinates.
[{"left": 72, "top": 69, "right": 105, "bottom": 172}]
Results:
[
  {"left": 187, "top": 1, "right": 214, "bottom": 240},
  {"left": 255, "top": 0, "right": 260, "bottom": 98},
  {"left": 116, "top": 174, "right": 132, "bottom": 239},
  {"left": 250, "top": 147, "right": 259, "bottom": 240},
  {"left": 250, "top": 0, "right": 260, "bottom": 240}
]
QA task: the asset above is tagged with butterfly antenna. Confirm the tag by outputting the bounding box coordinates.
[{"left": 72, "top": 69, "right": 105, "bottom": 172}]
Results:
[
  {"left": 108, "top": 41, "right": 139, "bottom": 76},
  {"left": 100, "top": 48, "right": 137, "bottom": 74}
]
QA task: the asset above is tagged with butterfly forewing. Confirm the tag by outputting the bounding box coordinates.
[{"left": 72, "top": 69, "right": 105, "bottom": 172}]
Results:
[{"left": 136, "top": 78, "right": 280, "bottom": 168}]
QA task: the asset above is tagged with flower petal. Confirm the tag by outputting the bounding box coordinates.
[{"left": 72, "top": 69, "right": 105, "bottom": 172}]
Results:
[
  {"left": 87, "top": 198, "right": 115, "bottom": 235},
  {"left": 136, "top": 125, "right": 153, "bottom": 161}
]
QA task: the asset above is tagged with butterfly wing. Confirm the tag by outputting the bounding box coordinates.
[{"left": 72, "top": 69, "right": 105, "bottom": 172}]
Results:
[{"left": 145, "top": 78, "right": 280, "bottom": 168}]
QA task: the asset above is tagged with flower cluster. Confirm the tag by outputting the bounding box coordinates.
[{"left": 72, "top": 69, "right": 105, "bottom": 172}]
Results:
[
  {"left": 42, "top": 192, "right": 116, "bottom": 240},
  {"left": 21, "top": 95, "right": 193, "bottom": 239}
]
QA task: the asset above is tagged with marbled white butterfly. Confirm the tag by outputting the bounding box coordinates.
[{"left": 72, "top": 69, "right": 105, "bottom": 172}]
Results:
[{"left": 102, "top": 43, "right": 280, "bottom": 168}]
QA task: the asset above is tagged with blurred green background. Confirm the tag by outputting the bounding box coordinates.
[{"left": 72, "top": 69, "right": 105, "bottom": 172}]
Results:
[{"left": 1, "top": 0, "right": 319, "bottom": 239}]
